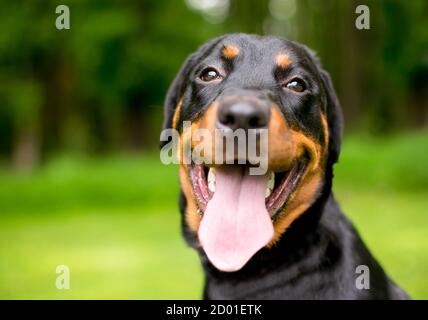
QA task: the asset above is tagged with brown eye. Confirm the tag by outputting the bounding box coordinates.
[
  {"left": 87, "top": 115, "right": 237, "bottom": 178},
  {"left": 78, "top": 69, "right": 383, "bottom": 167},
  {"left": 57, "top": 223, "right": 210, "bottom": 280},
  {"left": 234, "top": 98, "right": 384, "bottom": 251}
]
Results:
[
  {"left": 284, "top": 79, "right": 306, "bottom": 92},
  {"left": 200, "top": 68, "right": 221, "bottom": 82}
]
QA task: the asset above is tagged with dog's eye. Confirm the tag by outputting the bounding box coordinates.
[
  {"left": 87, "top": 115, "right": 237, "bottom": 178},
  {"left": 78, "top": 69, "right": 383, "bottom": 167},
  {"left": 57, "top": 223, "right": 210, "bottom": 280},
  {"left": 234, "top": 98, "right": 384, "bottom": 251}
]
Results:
[
  {"left": 284, "top": 78, "right": 306, "bottom": 92},
  {"left": 199, "top": 68, "right": 221, "bottom": 82}
]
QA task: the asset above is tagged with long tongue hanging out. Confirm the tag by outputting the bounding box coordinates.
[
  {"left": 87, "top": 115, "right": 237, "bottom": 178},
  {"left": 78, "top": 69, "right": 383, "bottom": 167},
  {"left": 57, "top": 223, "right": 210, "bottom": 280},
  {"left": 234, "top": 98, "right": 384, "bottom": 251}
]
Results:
[{"left": 198, "top": 166, "right": 274, "bottom": 272}]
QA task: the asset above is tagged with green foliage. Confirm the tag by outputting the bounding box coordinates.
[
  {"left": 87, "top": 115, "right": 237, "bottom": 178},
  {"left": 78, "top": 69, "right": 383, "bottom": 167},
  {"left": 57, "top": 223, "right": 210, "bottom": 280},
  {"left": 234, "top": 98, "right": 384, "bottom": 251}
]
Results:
[
  {"left": 336, "top": 130, "right": 428, "bottom": 190},
  {"left": 0, "top": 79, "right": 42, "bottom": 127},
  {"left": 0, "top": 154, "right": 178, "bottom": 214}
]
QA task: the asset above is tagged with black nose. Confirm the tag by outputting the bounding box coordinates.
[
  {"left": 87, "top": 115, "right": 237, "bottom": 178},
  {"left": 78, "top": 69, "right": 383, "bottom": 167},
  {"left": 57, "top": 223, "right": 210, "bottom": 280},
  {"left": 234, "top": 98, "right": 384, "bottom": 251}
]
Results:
[{"left": 217, "top": 101, "right": 270, "bottom": 130}]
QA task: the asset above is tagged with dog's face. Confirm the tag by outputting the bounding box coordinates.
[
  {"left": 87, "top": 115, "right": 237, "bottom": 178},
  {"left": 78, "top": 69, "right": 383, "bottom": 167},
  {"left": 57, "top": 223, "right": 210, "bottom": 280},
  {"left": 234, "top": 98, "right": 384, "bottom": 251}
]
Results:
[{"left": 162, "top": 34, "right": 342, "bottom": 272}]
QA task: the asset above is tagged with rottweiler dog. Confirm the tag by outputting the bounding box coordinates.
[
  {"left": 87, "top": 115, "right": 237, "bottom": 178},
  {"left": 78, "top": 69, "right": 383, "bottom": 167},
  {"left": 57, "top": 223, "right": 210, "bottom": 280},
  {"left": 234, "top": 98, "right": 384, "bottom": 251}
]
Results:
[{"left": 161, "top": 33, "right": 409, "bottom": 299}]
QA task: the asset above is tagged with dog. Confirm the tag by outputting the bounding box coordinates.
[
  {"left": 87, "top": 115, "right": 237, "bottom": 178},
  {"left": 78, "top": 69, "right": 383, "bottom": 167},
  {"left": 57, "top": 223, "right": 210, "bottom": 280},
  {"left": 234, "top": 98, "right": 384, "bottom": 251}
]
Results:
[{"left": 161, "top": 33, "right": 409, "bottom": 299}]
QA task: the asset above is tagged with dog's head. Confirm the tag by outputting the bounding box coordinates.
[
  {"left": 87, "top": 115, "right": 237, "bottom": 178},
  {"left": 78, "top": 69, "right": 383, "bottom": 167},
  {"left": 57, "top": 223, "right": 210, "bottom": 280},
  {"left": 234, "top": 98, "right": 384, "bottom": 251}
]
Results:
[{"left": 162, "top": 34, "right": 343, "bottom": 272}]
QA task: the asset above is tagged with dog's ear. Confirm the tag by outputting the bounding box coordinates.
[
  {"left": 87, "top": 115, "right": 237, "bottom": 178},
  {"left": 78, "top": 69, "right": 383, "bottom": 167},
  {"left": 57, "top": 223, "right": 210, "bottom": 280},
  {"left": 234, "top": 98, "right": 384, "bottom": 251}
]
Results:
[
  {"left": 297, "top": 44, "right": 343, "bottom": 164},
  {"left": 161, "top": 37, "right": 226, "bottom": 149},
  {"left": 162, "top": 53, "right": 198, "bottom": 133},
  {"left": 160, "top": 53, "right": 198, "bottom": 149},
  {"left": 319, "top": 69, "right": 343, "bottom": 165}
]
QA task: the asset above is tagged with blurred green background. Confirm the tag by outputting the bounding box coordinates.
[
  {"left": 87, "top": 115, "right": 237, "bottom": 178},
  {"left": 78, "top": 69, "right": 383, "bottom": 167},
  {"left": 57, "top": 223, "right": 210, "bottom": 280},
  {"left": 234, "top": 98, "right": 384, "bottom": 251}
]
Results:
[{"left": 0, "top": 0, "right": 427, "bottom": 299}]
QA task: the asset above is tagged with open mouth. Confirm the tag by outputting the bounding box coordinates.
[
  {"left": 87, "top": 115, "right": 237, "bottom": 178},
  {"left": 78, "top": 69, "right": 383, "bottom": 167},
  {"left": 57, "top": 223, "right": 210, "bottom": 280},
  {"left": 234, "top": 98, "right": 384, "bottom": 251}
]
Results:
[
  {"left": 190, "top": 158, "right": 308, "bottom": 221},
  {"left": 190, "top": 156, "right": 309, "bottom": 272}
]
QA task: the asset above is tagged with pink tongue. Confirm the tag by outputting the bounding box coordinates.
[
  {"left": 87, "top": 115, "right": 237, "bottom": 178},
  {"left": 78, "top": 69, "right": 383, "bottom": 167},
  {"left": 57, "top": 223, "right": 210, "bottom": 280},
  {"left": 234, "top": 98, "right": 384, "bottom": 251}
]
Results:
[{"left": 198, "top": 166, "right": 274, "bottom": 272}]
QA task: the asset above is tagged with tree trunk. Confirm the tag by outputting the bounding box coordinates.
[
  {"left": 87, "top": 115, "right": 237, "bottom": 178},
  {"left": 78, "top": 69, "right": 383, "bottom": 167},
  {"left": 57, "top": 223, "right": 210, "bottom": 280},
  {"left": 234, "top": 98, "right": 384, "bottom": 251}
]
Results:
[{"left": 11, "top": 125, "right": 39, "bottom": 172}]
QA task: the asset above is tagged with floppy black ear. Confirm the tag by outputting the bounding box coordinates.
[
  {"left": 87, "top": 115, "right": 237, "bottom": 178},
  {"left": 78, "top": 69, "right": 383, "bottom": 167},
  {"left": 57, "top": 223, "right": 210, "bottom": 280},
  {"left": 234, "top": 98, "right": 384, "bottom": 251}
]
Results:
[
  {"left": 159, "top": 53, "right": 199, "bottom": 149},
  {"left": 162, "top": 53, "right": 198, "bottom": 133},
  {"left": 296, "top": 43, "right": 343, "bottom": 164},
  {"left": 161, "top": 36, "right": 226, "bottom": 143},
  {"left": 319, "top": 70, "right": 343, "bottom": 165}
]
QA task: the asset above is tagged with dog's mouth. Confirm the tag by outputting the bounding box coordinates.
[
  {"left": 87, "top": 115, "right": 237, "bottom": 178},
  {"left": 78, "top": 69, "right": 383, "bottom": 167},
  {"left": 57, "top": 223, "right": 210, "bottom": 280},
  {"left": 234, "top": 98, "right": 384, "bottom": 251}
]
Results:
[
  {"left": 190, "top": 158, "right": 308, "bottom": 220},
  {"left": 189, "top": 157, "right": 308, "bottom": 272}
]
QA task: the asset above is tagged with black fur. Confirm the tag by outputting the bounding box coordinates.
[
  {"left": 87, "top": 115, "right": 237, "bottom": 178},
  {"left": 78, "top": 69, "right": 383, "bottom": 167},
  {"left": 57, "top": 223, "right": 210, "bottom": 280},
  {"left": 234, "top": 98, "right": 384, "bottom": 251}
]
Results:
[{"left": 162, "top": 34, "right": 409, "bottom": 300}]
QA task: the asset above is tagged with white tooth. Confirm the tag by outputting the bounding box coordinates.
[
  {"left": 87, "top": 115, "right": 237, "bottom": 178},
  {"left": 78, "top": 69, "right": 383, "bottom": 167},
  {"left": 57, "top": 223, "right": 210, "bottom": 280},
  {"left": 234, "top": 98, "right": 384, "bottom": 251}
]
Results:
[
  {"left": 265, "top": 172, "right": 275, "bottom": 198},
  {"left": 208, "top": 168, "right": 216, "bottom": 192}
]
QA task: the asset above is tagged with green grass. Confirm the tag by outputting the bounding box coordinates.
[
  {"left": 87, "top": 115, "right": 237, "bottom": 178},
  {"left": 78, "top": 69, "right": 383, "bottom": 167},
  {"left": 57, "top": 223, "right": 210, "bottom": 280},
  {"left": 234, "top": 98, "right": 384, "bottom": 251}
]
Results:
[
  {"left": 0, "top": 131, "right": 427, "bottom": 299},
  {"left": 0, "top": 209, "right": 203, "bottom": 299}
]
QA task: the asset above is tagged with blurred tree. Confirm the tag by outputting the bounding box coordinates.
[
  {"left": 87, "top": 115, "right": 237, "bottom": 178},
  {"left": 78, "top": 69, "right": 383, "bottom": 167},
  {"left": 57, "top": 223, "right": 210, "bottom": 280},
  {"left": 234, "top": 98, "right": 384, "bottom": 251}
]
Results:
[
  {"left": 0, "top": 0, "right": 223, "bottom": 169},
  {"left": 0, "top": 0, "right": 426, "bottom": 169},
  {"left": 66, "top": 0, "right": 223, "bottom": 151},
  {"left": 266, "top": 0, "right": 428, "bottom": 133},
  {"left": 0, "top": 1, "right": 55, "bottom": 169},
  {"left": 226, "top": 0, "right": 269, "bottom": 34}
]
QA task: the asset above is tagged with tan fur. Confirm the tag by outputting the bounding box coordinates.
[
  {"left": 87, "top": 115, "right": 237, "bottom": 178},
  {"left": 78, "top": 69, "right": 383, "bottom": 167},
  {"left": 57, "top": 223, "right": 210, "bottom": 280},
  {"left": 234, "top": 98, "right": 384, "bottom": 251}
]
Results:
[
  {"left": 179, "top": 164, "right": 201, "bottom": 233},
  {"left": 267, "top": 106, "right": 321, "bottom": 172},
  {"left": 221, "top": 45, "right": 240, "bottom": 59},
  {"left": 190, "top": 102, "right": 219, "bottom": 163},
  {"left": 276, "top": 53, "right": 292, "bottom": 69},
  {"left": 267, "top": 106, "right": 296, "bottom": 171}
]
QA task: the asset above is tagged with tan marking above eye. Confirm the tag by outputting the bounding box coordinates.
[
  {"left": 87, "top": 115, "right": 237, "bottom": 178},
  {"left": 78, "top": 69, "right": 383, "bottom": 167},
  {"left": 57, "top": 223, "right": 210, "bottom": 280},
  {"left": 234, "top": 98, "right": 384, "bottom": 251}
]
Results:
[
  {"left": 276, "top": 53, "right": 292, "bottom": 69},
  {"left": 221, "top": 45, "right": 240, "bottom": 59}
]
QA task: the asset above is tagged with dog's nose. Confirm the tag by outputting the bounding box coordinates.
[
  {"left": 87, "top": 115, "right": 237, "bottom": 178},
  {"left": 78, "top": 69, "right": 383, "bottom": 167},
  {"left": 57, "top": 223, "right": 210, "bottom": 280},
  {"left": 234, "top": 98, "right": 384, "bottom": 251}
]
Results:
[{"left": 217, "top": 101, "right": 270, "bottom": 130}]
